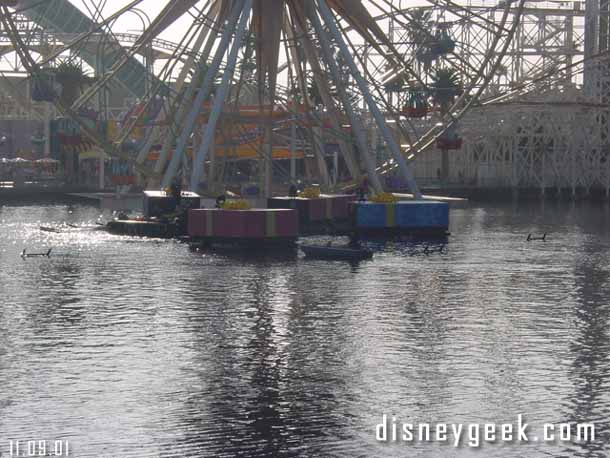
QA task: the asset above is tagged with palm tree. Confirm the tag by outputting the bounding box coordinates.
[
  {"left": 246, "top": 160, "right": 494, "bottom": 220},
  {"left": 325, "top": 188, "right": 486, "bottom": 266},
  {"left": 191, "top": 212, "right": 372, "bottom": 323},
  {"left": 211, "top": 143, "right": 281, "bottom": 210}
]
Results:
[
  {"left": 407, "top": 8, "right": 432, "bottom": 45},
  {"left": 54, "top": 61, "right": 92, "bottom": 107},
  {"left": 430, "top": 68, "right": 462, "bottom": 114},
  {"left": 383, "top": 74, "right": 406, "bottom": 93}
]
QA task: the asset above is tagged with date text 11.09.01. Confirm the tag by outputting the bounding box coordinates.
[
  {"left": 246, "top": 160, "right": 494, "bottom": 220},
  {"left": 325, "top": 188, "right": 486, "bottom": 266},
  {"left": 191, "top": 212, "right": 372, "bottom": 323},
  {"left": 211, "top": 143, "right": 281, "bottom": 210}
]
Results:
[{"left": 8, "top": 440, "right": 70, "bottom": 456}]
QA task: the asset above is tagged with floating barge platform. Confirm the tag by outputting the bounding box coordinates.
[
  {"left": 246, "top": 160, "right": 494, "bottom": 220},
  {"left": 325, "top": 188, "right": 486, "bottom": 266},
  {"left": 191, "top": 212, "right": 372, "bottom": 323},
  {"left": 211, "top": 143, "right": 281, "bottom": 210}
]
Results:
[
  {"left": 350, "top": 200, "right": 450, "bottom": 237},
  {"left": 267, "top": 194, "right": 353, "bottom": 234},
  {"left": 103, "top": 190, "right": 199, "bottom": 238},
  {"left": 100, "top": 189, "right": 455, "bottom": 243},
  {"left": 187, "top": 207, "right": 299, "bottom": 249}
]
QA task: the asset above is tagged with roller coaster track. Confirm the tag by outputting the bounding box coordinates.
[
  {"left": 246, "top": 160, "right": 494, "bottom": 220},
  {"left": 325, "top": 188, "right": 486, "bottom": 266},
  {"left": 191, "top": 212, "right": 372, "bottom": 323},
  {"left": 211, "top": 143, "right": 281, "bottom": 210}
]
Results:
[
  {"left": 11, "top": 0, "right": 151, "bottom": 97},
  {"left": 373, "top": 0, "right": 528, "bottom": 178},
  {"left": 0, "top": 3, "right": 156, "bottom": 177},
  {"left": 0, "top": 30, "right": 203, "bottom": 63},
  {"left": 8, "top": 0, "right": 198, "bottom": 97}
]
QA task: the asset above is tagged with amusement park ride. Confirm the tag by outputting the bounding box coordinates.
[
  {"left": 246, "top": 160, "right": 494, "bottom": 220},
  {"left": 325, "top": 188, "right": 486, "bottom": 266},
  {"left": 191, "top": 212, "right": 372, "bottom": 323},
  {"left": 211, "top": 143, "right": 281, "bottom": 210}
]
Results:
[{"left": 0, "top": 0, "right": 609, "bottom": 196}]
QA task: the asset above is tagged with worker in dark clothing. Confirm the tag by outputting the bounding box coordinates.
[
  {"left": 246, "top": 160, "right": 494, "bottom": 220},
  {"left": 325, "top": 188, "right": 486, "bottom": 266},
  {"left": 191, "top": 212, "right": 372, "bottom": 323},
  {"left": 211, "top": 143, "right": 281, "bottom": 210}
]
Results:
[
  {"left": 169, "top": 180, "right": 182, "bottom": 209},
  {"left": 347, "top": 232, "right": 361, "bottom": 248},
  {"left": 358, "top": 175, "right": 369, "bottom": 202},
  {"left": 288, "top": 183, "right": 298, "bottom": 198},
  {"left": 215, "top": 194, "right": 226, "bottom": 209}
]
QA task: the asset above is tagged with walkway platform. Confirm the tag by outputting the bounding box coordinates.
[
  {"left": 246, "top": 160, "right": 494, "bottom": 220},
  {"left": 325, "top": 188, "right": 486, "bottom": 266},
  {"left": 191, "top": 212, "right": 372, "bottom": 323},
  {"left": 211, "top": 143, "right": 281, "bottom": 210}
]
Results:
[
  {"left": 68, "top": 192, "right": 144, "bottom": 211},
  {"left": 393, "top": 193, "right": 469, "bottom": 208}
]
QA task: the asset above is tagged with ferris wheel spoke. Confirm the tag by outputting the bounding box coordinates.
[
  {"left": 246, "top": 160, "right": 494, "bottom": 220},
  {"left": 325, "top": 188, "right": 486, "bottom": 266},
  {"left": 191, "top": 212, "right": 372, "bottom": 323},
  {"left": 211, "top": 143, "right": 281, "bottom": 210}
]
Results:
[
  {"left": 153, "top": 1, "right": 225, "bottom": 177},
  {"left": 288, "top": 40, "right": 332, "bottom": 184},
  {"left": 162, "top": 0, "right": 246, "bottom": 188},
  {"left": 335, "top": 16, "right": 417, "bottom": 154},
  {"left": 146, "top": 0, "right": 202, "bottom": 40},
  {"left": 317, "top": 0, "right": 422, "bottom": 197},
  {"left": 327, "top": 0, "right": 394, "bottom": 56},
  {"left": 135, "top": 2, "right": 221, "bottom": 167},
  {"left": 200, "top": 25, "right": 256, "bottom": 189},
  {"left": 283, "top": 6, "right": 332, "bottom": 185},
  {"left": 289, "top": 48, "right": 344, "bottom": 183},
  {"left": 252, "top": 0, "right": 284, "bottom": 104},
  {"left": 283, "top": 13, "right": 334, "bottom": 186},
  {"left": 188, "top": 0, "right": 253, "bottom": 191},
  {"left": 282, "top": 13, "right": 309, "bottom": 112},
  {"left": 114, "top": 9, "right": 208, "bottom": 156},
  {"left": 289, "top": 1, "right": 357, "bottom": 183},
  {"left": 308, "top": 3, "right": 384, "bottom": 190}
]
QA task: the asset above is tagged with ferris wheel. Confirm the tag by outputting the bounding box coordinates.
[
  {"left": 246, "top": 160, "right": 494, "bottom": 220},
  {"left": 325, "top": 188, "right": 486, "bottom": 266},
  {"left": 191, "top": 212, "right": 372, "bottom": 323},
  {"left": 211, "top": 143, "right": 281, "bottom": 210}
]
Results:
[{"left": 0, "top": 0, "right": 524, "bottom": 196}]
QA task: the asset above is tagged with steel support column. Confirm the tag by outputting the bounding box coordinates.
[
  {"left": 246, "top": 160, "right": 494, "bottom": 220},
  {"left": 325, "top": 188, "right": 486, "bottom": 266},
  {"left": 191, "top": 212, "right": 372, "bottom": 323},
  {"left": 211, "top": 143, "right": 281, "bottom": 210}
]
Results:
[
  {"left": 316, "top": 0, "right": 422, "bottom": 198},
  {"left": 162, "top": 0, "right": 246, "bottom": 188},
  {"left": 190, "top": 0, "right": 253, "bottom": 191}
]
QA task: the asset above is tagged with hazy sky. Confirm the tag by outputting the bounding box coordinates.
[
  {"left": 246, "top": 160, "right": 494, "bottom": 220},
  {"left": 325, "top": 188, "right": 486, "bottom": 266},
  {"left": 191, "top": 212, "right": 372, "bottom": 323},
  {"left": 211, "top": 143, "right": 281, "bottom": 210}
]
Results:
[
  {"left": 68, "top": 0, "right": 409, "bottom": 43},
  {"left": 72, "top": 0, "right": 198, "bottom": 40}
]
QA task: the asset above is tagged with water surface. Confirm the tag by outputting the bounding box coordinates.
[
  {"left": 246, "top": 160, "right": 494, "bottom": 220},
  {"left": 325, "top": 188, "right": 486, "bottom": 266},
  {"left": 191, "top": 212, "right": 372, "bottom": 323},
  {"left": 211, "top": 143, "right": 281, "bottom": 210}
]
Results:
[{"left": 0, "top": 201, "right": 609, "bottom": 457}]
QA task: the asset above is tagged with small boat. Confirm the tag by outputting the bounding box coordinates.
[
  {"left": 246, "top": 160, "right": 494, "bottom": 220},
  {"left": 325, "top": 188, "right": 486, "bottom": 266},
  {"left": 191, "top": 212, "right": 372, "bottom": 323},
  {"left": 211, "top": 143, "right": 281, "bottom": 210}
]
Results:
[{"left": 300, "top": 244, "right": 373, "bottom": 261}]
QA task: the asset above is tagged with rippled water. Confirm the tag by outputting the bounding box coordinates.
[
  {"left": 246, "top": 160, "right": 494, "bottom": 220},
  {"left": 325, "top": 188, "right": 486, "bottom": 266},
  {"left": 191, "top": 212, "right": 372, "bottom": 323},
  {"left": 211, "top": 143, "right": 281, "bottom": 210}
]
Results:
[{"left": 1, "top": 201, "right": 610, "bottom": 457}]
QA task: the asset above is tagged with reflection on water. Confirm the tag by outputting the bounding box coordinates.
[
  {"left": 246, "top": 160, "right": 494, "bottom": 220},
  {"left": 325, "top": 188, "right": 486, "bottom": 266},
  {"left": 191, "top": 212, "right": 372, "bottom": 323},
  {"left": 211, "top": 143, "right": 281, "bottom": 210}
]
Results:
[{"left": 0, "top": 201, "right": 610, "bottom": 457}]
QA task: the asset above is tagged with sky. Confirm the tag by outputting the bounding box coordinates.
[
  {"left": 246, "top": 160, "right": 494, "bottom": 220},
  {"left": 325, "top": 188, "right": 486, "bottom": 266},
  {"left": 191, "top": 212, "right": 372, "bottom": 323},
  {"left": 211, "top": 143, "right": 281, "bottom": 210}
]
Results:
[
  {"left": 4, "top": 0, "right": 578, "bottom": 94},
  {"left": 68, "top": 0, "right": 418, "bottom": 43},
  {"left": 57, "top": 0, "right": 403, "bottom": 83}
]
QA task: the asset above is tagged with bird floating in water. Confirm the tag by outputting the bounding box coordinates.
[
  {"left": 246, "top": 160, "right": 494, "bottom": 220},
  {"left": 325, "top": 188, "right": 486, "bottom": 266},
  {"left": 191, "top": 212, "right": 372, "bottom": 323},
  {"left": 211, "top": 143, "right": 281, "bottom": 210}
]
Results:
[
  {"left": 423, "top": 244, "right": 445, "bottom": 255},
  {"left": 527, "top": 233, "right": 547, "bottom": 242}
]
